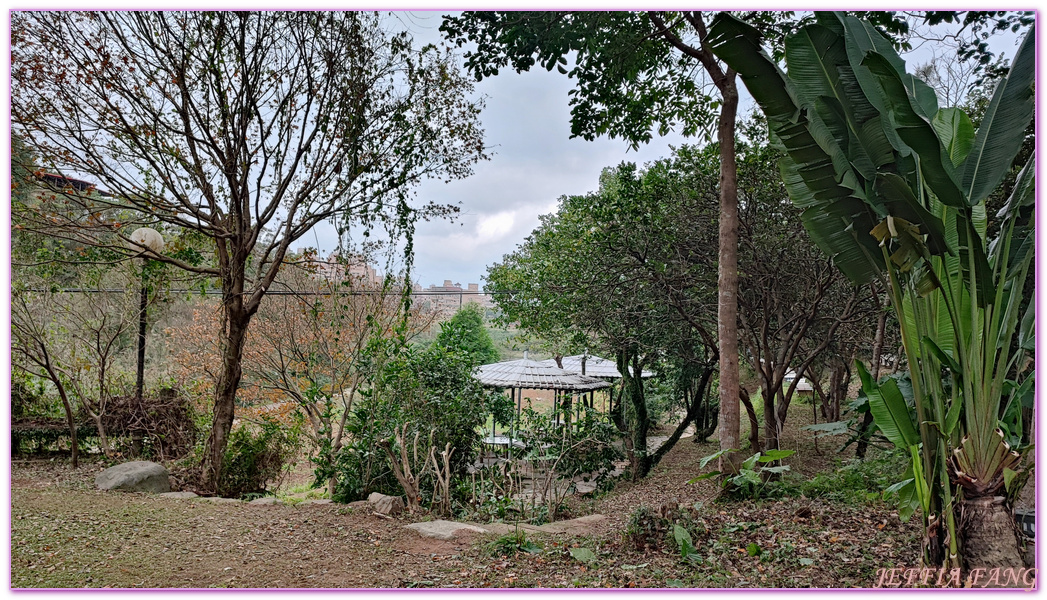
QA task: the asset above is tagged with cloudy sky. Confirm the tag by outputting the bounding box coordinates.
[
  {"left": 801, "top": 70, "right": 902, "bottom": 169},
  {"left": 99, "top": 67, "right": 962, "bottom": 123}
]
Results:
[
  {"left": 291, "top": 10, "right": 1025, "bottom": 291},
  {"left": 300, "top": 11, "right": 694, "bottom": 290}
]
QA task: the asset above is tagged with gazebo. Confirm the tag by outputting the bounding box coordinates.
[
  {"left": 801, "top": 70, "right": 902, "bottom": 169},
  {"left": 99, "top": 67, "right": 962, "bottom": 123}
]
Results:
[
  {"left": 539, "top": 354, "right": 655, "bottom": 379},
  {"left": 473, "top": 358, "right": 610, "bottom": 454},
  {"left": 538, "top": 354, "right": 654, "bottom": 412}
]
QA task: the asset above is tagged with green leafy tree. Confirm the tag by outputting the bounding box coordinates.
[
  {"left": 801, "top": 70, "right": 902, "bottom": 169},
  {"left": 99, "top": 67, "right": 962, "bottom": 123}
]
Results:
[
  {"left": 710, "top": 11, "right": 1034, "bottom": 570},
  {"left": 332, "top": 341, "right": 495, "bottom": 508},
  {"left": 733, "top": 126, "right": 877, "bottom": 451},
  {"left": 442, "top": 10, "right": 775, "bottom": 472},
  {"left": 12, "top": 11, "right": 487, "bottom": 492},
  {"left": 433, "top": 303, "right": 500, "bottom": 367},
  {"left": 487, "top": 149, "right": 725, "bottom": 478}
]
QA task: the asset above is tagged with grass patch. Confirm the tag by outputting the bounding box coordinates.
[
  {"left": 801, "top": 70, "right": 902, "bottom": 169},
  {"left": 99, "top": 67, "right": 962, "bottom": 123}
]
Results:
[{"left": 782, "top": 448, "right": 908, "bottom": 504}]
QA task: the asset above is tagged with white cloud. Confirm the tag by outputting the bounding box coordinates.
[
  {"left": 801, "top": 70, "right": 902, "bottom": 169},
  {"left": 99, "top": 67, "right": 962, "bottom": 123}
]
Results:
[{"left": 476, "top": 211, "right": 515, "bottom": 244}]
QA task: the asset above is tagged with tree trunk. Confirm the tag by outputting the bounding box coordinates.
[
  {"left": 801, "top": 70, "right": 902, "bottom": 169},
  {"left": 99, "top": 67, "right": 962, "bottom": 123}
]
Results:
[
  {"left": 716, "top": 72, "right": 742, "bottom": 474},
  {"left": 203, "top": 302, "right": 252, "bottom": 494},
  {"left": 857, "top": 306, "right": 889, "bottom": 458},
  {"left": 36, "top": 351, "right": 79, "bottom": 469},
  {"left": 89, "top": 412, "right": 113, "bottom": 459},
  {"left": 55, "top": 377, "right": 79, "bottom": 469},
  {"left": 649, "top": 366, "right": 714, "bottom": 467},
  {"left": 739, "top": 388, "right": 760, "bottom": 452},
  {"left": 616, "top": 348, "right": 649, "bottom": 479},
  {"left": 762, "top": 386, "right": 780, "bottom": 452},
  {"left": 962, "top": 496, "right": 1025, "bottom": 583}
]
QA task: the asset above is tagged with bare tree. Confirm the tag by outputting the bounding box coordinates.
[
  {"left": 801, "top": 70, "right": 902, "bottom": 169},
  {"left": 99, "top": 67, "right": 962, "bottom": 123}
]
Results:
[
  {"left": 12, "top": 292, "right": 82, "bottom": 468},
  {"left": 246, "top": 254, "right": 437, "bottom": 496},
  {"left": 12, "top": 11, "right": 486, "bottom": 491},
  {"left": 12, "top": 269, "right": 141, "bottom": 462}
]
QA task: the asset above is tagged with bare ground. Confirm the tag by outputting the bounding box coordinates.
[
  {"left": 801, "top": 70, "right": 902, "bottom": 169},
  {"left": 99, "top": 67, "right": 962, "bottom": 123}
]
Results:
[{"left": 11, "top": 403, "right": 923, "bottom": 589}]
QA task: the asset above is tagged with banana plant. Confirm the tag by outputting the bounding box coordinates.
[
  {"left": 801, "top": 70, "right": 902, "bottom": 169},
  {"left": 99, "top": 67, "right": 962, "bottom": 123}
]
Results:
[{"left": 708, "top": 12, "right": 1034, "bottom": 569}]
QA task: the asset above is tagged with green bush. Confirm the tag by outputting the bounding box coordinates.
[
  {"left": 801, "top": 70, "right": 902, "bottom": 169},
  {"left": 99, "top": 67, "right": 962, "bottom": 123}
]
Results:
[
  {"left": 624, "top": 506, "right": 668, "bottom": 551},
  {"left": 329, "top": 343, "right": 497, "bottom": 504},
  {"left": 486, "top": 529, "right": 543, "bottom": 557},
  {"left": 218, "top": 417, "right": 301, "bottom": 499},
  {"left": 784, "top": 448, "right": 909, "bottom": 504}
]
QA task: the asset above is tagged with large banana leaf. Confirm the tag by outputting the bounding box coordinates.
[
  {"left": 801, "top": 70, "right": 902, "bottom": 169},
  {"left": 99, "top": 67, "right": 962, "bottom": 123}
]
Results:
[
  {"left": 995, "top": 152, "right": 1036, "bottom": 222},
  {"left": 861, "top": 53, "right": 965, "bottom": 209},
  {"left": 856, "top": 360, "right": 919, "bottom": 449},
  {"left": 784, "top": 24, "right": 890, "bottom": 181},
  {"left": 932, "top": 108, "right": 975, "bottom": 168},
  {"left": 709, "top": 13, "right": 884, "bottom": 284},
  {"left": 961, "top": 24, "right": 1036, "bottom": 205}
]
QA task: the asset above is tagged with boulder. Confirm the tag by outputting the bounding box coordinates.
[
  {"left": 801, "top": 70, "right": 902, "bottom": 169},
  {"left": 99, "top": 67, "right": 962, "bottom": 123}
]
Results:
[
  {"left": 95, "top": 461, "right": 171, "bottom": 493},
  {"left": 405, "top": 520, "right": 487, "bottom": 541},
  {"left": 368, "top": 492, "right": 405, "bottom": 516}
]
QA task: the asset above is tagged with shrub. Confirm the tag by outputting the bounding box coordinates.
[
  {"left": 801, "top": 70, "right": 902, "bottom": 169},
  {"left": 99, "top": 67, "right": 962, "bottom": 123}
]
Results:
[
  {"left": 218, "top": 417, "right": 301, "bottom": 499},
  {"left": 486, "top": 530, "right": 542, "bottom": 557},
  {"left": 625, "top": 506, "right": 669, "bottom": 551},
  {"left": 329, "top": 343, "right": 496, "bottom": 505},
  {"left": 102, "top": 387, "right": 201, "bottom": 460},
  {"left": 516, "top": 402, "right": 623, "bottom": 520}
]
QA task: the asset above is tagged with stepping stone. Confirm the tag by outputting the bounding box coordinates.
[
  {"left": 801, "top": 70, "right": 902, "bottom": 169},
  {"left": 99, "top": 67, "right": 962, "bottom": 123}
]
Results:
[
  {"left": 405, "top": 520, "right": 488, "bottom": 541},
  {"left": 248, "top": 497, "right": 282, "bottom": 505},
  {"left": 536, "top": 514, "right": 607, "bottom": 535},
  {"left": 476, "top": 522, "right": 544, "bottom": 536},
  {"left": 198, "top": 497, "right": 242, "bottom": 504},
  {"left": 158, "top": 491, "right": 198, "bottom": 499},
  {"left": 574, "top": 481, "right": 598, "bottom": 496}
]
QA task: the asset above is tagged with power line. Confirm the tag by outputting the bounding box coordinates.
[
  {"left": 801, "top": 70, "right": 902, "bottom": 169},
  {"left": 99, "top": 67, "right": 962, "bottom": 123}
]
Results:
[{"left": 25, "top": 287, "right": 514, "bottom": 297}]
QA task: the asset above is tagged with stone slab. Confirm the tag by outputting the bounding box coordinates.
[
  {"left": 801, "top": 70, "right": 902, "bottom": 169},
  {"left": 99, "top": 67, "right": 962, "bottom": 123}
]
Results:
[
  {"left": 198, "top": 497, "right": 242, "bottom": 504},
  {"left": 249, "top": 497, "right": 282, "bottom": 505},
  {"left": 474, "top": 522, "right": 544, "bottom": 536},
  {"left": 158, "top": 491, "right": 199, "bottom": 499},
  {"left": 405, "top": 519, "right": 488, "bottom": 541},
  {"left": 536, "top": 514, "right": 607, "bottom": 535}
]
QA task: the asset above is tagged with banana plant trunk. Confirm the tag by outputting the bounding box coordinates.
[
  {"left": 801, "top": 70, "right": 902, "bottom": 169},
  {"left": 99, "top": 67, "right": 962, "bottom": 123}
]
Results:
[{"left": 962, "top": 496, "right": 1025, "bottom": 578}]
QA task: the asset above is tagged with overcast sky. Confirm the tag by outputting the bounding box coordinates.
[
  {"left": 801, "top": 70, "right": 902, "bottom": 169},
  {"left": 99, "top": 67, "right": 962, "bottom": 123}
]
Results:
[
  {"left": 285, "top": 9, "right": 1025, "bottom": 290},
  {"left": 298, "top": 11, "right": 696, "bottom": 289}
]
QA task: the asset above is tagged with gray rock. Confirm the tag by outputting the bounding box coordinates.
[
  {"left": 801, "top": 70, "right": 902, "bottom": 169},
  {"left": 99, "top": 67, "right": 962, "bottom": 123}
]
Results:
[
  {"left": 368, "top": 492, "right": 405, "bottom": 516},
  {"left": 95, "top": 461, "right": 171, "bottom": 493},
  {"left": 158, "top": 491, "right": 199, "bottom": 499},
  {"left": 405, "top": 520, "right": 488, "bottom": 540},
  {"left": 200, "top": 497, "right": 242, "bottom": 504},
  {"left": 574, "top": 481, "right": 598, "bottom": 496},
  {"left": 476, "top": 522, "right": 544, "bottom": 536},
  {"left": 249, "top": 497, "right": 282, "bottom": 505}
]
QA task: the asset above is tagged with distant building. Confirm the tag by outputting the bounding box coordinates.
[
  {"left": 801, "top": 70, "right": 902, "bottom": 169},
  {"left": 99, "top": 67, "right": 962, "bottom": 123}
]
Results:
[
  {"left": 412, "top": 280, "right": 494, "bottom": 319},
  {"left": 313, "top": 252, "right": 382, "bottom": 287}
]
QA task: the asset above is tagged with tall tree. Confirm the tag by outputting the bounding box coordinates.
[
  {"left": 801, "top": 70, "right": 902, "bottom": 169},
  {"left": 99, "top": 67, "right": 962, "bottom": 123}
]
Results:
[
  {"left": 487, "top": 148, "right": 723, "bottom": 477},
  {"left": 12, "top": 12, "right": 486, "bottom": 491},
  {"left": 442, "top": 11, "right": 798, "bottom": 472},
  {"left": 734, "top": 128, "right": 875, "bottom": 451}
]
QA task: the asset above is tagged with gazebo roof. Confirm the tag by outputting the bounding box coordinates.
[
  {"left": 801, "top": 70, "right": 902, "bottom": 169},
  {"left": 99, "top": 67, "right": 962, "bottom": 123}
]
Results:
[
  {"left": 538, "top": 355, "right": 654, "bottom": 379},
  {"left": 474, "top": 358, "right": 611, "bottom": 391}
]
